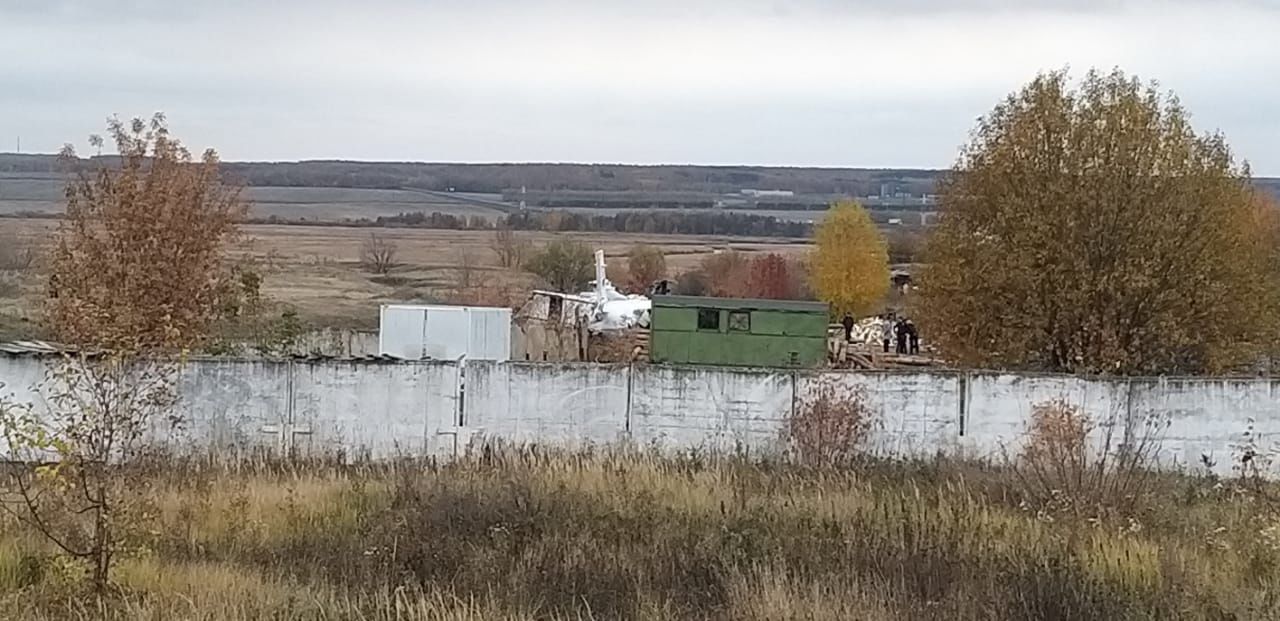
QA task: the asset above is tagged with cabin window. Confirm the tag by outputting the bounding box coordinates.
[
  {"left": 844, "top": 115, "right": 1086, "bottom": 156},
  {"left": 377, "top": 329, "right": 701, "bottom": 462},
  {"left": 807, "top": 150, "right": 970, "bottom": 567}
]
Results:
[
  {"left": 697, "top": 309, "right": 720, "bottom": 331},
  {"left": 728, "top": 311, "right": 750, "bottom": 332}
]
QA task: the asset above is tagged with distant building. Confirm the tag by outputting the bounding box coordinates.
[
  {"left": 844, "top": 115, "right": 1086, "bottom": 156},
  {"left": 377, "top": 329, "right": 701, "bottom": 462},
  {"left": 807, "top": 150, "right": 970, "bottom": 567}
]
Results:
[
  {"left": 740, "top": 189, "right": 795, "bottom": 198},
  {"left": 379, "top": 304, "right": 510, "bottom": 361}
]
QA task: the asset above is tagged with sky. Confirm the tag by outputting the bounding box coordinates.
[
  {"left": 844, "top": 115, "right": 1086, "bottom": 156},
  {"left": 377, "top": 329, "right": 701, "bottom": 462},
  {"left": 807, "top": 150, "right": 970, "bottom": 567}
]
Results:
[{"left": 1, "top": 0, "right": 1278, "bottom": 173}]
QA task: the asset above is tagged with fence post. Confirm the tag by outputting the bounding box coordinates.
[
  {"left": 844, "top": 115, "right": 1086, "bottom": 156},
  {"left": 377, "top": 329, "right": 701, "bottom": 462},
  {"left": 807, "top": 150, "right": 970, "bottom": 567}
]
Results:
[{"left": 625, "top": 362, "right": 633, "bottom": 436}]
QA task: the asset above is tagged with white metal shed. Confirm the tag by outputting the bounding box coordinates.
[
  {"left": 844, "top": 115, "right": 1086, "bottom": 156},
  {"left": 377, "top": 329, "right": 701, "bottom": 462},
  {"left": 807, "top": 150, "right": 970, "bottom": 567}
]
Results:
[{"left": 378, "top": 304, "right": 511, "bottom": 361}]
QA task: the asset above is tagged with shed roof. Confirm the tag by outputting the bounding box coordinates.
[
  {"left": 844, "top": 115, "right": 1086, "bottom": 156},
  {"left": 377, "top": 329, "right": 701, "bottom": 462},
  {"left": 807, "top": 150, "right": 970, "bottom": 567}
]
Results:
[{"left": 651, "top": 295, "right": 829, "bottom": 313}]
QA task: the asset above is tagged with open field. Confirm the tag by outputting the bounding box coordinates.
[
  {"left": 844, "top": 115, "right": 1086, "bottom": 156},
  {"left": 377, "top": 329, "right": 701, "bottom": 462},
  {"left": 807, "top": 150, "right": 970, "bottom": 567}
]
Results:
[
  {"left": 0, "top": 174, "right": 925, "bottom": 224},
  {"left": 2, "top": 451, "right": 1279, "bottom": 620},
  {"left": 0, "top": 218, "right": 809, "bottom": 335},
  {"left": 0, "top": 175, "right": 509, "bottom": 221}
]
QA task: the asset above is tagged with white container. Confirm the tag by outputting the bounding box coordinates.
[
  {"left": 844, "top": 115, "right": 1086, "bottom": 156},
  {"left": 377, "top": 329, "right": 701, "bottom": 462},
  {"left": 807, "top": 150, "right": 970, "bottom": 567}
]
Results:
[{"left": 379, "top": 304, "right": 511, "bottom": 361}]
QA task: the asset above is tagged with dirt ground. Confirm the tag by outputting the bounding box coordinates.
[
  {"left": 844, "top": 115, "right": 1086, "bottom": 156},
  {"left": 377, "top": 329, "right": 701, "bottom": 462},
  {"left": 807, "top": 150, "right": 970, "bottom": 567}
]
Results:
[{"left": 0, "top": 218, "right": 809, "bottom": 335}]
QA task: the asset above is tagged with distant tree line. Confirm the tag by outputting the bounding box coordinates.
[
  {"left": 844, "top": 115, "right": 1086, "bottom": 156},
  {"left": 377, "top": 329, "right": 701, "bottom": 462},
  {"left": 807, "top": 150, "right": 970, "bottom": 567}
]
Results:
[
  {"left": 505, "top": 211, "right": 811, "bottom": 237},
  {"left": 248, "top": 210, "right": 813, "bottom": 238}
]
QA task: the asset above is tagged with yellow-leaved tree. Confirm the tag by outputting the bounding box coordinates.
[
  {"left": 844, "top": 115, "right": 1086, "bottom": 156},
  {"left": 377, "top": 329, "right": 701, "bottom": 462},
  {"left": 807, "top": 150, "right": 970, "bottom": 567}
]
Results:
[{"left": 809, "top": 200, "right": 889, "bottom": 317}]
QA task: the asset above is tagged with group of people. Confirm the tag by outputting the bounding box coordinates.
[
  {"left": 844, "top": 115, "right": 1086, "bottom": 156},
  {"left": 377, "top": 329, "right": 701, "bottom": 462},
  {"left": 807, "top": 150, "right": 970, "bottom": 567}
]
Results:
[
  {"left": 884, "top": 315, "right": 920, "bottom": 355},
  {"left": 838, "top": 313, "right": 922, "bottom": 356}
]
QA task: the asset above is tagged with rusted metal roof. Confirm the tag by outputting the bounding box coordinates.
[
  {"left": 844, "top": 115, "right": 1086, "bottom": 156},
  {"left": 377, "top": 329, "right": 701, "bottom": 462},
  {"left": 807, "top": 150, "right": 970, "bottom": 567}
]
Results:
[{"left": 0, "top": 340, "right": 71, "bottom": 356}]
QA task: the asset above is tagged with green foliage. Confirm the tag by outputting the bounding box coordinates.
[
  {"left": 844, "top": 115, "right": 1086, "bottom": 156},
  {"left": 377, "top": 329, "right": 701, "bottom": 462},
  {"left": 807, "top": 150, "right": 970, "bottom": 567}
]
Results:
[
  {"left": 525, "top": 239, "right": 594, "bottom": 293},
  {"left": 207, "top": 264, "right": 305, "bottom": 357}
]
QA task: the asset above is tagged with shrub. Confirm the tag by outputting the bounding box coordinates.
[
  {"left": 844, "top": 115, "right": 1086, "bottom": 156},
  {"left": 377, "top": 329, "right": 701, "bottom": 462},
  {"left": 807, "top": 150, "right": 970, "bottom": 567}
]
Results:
[
  {"left": 1010, "top": 399, "right": 1167, "bottom": 518},
  {"left": 786, "top": 380, "right": 877, "bottom": 466}
]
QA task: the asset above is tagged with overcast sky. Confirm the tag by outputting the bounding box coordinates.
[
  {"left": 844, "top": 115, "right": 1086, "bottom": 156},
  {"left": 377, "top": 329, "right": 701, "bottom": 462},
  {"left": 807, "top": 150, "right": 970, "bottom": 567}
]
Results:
[{"left": 1, "top": 0, "right": 1277, "bottom": 173}]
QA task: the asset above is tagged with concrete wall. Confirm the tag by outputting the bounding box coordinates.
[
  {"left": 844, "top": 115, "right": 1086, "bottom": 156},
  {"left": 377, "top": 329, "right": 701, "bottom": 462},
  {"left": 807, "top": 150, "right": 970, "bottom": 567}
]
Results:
[
  {"left": 291, "top": 361, "right": 459, "bottom": 459},
  {"left": 1131, "top": 378, "right": 1280, "bottom": 473},
  {"left": 464, "top": 362, "right": 629, "bottom": 447},
  {"left": 631, "top": 365, "right": 792, "bottom": 452},
  {"left": 798, "top": 371, "right": 962, "bottom": 458},
  {"left": 2, "top": 354, "right": 1277, "bottom": 476},
  {"left": 1, "top": 356, "right": 460, "bottom": 460},
  {"left": 962, "top": 373, "right": 1131, "bottom": 458},
  {"left": 177, "top": 359, "right": 292, "bottom": 454}
]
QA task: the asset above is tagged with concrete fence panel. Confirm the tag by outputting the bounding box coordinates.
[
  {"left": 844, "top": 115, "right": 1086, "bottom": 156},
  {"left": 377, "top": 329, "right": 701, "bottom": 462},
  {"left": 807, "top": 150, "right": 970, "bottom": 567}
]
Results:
[
  {"left": 1130, "top": 378, "right": 1280, "bottom": 475},
  {"left": 463, "top": 362, "right": 629, "bottom": 448},
  {"left": 630, "top": 365, "right": 792, "bottom": 452},
  {"left": 292, "top": 361, "right": 456, "bottom": 459},
  {"left": 176, "top": 359, "right": 293, "bottom": 454},
  {"left": 962, "top": 373, "right": 1132, "bottom": 461},
  {"left": 796, "top": 371, "right": 962, "bottom": 457},
  {"left": 0, "top": 356, "right": 47, "bottom": 409}
]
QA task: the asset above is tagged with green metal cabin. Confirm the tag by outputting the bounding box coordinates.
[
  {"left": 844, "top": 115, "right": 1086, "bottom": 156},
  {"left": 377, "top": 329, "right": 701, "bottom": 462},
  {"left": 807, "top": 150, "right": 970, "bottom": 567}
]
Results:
[{"left": 649, "top": 295, "right": 830, "bottom": 368}]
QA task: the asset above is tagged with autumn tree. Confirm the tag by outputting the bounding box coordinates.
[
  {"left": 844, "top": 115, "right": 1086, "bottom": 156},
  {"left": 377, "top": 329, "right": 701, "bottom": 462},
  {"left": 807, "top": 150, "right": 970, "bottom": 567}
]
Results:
[
  {"left": 673, "top": 269, "right": 709, "bottom": 296},
  {"left": 360, "top": 232, "right": 397, "bottom": 274},
  {"left": 491, "top": 224, "right": 529, "bottom": 269},
  {"left": 47, "top": 115, "right": 245, "bottom": 351},
  {"left": 1, "top": 114, "right": 246, "bottom": 594},
  {"left": 809, "top": 201, "right": 889, "bottom": 317},
  {"left": 700, "top": 250, "right": 751, "bottom": 297},
  {"left": 747, "top": 253, "right": 795, "bottom": 299},
  {"left": 526, "top": 238, "right": 594, "bottom": 292},
  {"left": 626, "top": 244, "right": 666, "bottom": 292},
  {"left": 917, "top": 69, "right": 1280, "bottom": 374}
]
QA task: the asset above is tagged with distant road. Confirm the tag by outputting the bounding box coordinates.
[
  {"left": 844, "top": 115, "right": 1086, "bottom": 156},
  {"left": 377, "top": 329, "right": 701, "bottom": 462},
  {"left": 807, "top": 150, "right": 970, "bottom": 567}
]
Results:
[{"left": 399, "top": 188, "right": 518, "bottom": 213}]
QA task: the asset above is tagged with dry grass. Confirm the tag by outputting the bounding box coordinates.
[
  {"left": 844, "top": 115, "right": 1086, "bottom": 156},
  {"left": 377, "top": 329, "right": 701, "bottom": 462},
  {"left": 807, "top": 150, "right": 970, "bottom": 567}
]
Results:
[{"left": 3, "top": 450, "right": 1280, "bottom": 620}]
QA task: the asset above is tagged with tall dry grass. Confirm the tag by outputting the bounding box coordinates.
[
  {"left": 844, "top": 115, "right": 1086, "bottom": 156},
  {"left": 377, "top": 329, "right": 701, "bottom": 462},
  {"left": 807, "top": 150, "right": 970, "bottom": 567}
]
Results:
[{"left": 2, "top": 449, "right": 1279, "bottom": 620}]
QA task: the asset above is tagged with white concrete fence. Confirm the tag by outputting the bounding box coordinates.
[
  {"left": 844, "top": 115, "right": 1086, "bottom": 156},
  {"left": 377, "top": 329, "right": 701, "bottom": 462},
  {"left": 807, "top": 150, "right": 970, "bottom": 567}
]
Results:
[{"left": 2, "top": 355, "right": 1278, "bottom": 476}]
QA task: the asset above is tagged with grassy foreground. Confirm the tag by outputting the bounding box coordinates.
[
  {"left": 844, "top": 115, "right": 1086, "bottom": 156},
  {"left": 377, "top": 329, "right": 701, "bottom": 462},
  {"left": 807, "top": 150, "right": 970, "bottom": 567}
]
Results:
[{"left": 2, "top": 450, "right": 1279, "bottom": 620}]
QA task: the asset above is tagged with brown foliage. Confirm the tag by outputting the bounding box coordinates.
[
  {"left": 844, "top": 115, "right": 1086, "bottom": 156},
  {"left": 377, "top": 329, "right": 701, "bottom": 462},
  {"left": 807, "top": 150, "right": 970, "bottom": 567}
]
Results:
[
  {"left": 919, "top": 69, "right": 1280, "bottom": 374},
  {"left": 786, "top": 380, "right": 877, "bottom": 466},
  {"left": 700, "top": 250, "right": 751, "bottom": 297},
  {"left": 672, "top": 269, "right": 709, "bottom": 296},
  {"left": 747, "top": 253, "right": 795, "bottom": 299},
  {"left": 0, "top": 231, "right": 38, "bottom": 272},
  {"left": 359, "top": 232, "right": 397, "bottom": 274},
  {"left": 625, "top": 244, "right": 666, "bottom": 293},
  {"left": 491, "top": 225, "right": 529, "bottom": 269},
  {"left": 46, "top": 114, "right": 246, "bottom": 353},
  {"left": 448, "top": 249, "right": 522, "bottom": 307},
  {"left": 1011, "top": 399, "right": 1166, "bottom": 517}
]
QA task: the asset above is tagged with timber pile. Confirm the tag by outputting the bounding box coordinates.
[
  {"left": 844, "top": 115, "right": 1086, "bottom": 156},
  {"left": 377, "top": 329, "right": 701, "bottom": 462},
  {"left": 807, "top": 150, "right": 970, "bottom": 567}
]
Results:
[
  {"left": 878, "top": 353, "right": 946, "bottom": 368},
  {"left": 828, "top": 327, "right": 943, "bottom": 369},
  {"left": 588, "top": 328, "right": 650, "bottom": 363}
]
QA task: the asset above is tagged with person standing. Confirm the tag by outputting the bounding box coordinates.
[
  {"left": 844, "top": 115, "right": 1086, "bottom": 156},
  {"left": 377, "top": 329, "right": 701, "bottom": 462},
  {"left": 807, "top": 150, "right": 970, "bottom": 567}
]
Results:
[
  {"left": 894, "top": 318, "right": 908, "bottom": 354},
  {"left": 880, "top": 315, "right": 893, "bottom": 353},
  {"left": 906, "top": 319, "right": 920, "bottom": 355},
  {"left": 841, "top": 314, "right": 855, "bottom": 343}
]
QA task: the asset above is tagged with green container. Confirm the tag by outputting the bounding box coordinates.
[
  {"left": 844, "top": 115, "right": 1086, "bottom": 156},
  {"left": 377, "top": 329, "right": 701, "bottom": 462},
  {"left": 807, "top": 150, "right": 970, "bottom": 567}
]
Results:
[{"left": 649, "top": 295, "right": 830, "bottom": 368}]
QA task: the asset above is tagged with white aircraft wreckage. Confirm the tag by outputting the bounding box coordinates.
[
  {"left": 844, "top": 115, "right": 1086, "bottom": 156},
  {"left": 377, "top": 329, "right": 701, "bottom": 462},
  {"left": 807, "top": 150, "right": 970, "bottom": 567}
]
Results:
[{"left": 527, "top": 250, "right": 652, "bottom": 333}]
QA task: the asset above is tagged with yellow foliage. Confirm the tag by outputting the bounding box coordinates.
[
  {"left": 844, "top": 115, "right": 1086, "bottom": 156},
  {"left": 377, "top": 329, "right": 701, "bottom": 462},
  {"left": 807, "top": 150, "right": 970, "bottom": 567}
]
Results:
[{"left": 809, "top": 200, "right": 889, "bottom": 317}]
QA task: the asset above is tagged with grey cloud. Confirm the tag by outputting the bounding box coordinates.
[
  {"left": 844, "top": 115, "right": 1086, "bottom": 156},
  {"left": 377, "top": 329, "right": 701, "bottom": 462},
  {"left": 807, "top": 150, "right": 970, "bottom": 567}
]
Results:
[{"left": 0, "top": 0, "right": 1276, "bottom": 173}]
